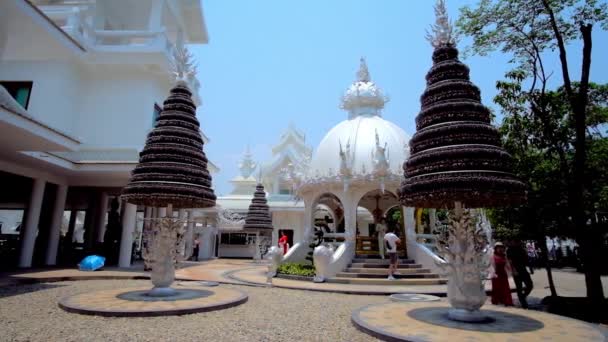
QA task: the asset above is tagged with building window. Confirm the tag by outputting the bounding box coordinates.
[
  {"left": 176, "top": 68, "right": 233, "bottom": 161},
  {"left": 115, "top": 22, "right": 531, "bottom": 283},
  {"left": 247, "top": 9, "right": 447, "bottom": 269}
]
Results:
[
  {"left": 152, "top": 103, "right": 162, "bottom": 127},
  {"left": 0, "top": 81, "right": 33, "bottom": 109},
  {"left": 220, "top": 233, "right": 257, "bottom": 245}
]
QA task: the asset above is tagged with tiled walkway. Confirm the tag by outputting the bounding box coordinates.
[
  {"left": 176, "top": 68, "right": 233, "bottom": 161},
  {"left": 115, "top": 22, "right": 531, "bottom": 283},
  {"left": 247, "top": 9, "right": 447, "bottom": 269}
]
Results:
[
  {"left": 352, "top": 301, "right": 608, "bottom": 341},
  {"left": 3, "top": 260, "right": 606, "bottom": 298}
]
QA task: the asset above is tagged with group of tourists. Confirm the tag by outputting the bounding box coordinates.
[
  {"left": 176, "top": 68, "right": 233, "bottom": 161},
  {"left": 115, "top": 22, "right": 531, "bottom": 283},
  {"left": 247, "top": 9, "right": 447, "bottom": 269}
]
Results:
[{"left": 490, "top": 240, "right": 535, "bottom": 308}]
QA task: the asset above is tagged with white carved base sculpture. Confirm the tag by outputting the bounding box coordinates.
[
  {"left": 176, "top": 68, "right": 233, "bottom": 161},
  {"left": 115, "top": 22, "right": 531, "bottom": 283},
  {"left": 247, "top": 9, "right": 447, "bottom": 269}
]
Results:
[
  {"left": 313, "top": 245, "right": 334, "bottom": 283},
  {"left": 265, "top": 246, "right": 283, "bottom": 278},
  {"left": 146, "top": 217, "right": 186, "bottom": 297},
  {"left": 436, "top": 202, "right": 490, "bottom": 322}
]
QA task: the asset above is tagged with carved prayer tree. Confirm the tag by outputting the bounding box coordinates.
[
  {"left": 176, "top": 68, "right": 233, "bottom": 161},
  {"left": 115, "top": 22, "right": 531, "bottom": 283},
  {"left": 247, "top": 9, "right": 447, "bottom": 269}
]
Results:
[
  {"left": 400, "top": 0, "right": 525, "bottom": 322},
  {"left": 121, "top": 46, "right": 216, "bottom": 296}
]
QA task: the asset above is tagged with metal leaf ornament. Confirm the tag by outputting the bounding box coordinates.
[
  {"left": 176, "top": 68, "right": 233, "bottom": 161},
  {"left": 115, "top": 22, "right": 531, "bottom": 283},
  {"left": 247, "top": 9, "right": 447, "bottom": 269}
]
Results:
[
  {"left": 426, "top": 0, "right": 456, "bottom": 48},
  {"left": 171, "top": 45, "right": 197, "bottom": 82}
]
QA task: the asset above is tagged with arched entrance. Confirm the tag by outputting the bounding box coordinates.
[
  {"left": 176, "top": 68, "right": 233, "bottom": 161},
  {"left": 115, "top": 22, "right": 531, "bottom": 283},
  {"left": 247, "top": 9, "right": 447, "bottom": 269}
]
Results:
[
  {"left": 355, "top": 189, "right": 405, "bottom": 256},
  {"left": 312, "top": 193, "right": 344, "bottom": 237}
]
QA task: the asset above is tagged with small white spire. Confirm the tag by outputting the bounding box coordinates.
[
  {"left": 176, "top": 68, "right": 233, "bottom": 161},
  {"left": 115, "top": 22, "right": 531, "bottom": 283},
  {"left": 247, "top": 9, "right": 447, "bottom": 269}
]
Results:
[
  {"left": 239, "top": 146, "right": 257, "bottom": 178},
  {"left": 357, "top": 57, "right": 371, "bottom": 82},
  {"left": 426, "top": 0, "right": 456, "bottom": 48}
]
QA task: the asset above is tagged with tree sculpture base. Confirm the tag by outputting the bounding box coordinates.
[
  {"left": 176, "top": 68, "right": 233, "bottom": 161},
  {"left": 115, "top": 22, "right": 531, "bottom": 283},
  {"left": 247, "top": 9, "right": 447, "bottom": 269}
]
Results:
[
  {"left": 437, "top": 202, "right": 491, "bottom": 323},
  {"left": 448, "top": 308, "right": 488, "bottom": 323},
  {"left": 146, "top": 216, "right": 186, "bottom": 297}
]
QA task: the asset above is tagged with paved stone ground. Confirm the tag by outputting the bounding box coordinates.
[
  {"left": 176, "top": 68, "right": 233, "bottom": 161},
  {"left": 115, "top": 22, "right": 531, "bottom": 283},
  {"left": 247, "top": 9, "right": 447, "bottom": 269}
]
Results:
[
  {"left": 3, "top": 260, "right": 607, "bottom": 299},
  {"left": 528, "top": 267, "right": 608, "bottom": 298},
  {"left": 1, "top": 260, "right": 607, "bottom": 341},
  {"left": 352, "top": 301, "right": 608, "bottom": 341},
  {"left": 0, "top": 279, "right": 385, "bottom": 341}
]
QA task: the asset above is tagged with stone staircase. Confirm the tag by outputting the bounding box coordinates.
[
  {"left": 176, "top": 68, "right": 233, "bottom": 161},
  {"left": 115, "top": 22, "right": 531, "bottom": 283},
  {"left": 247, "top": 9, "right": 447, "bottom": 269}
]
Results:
[{"left": 327, "top": 255, "right": 447, "bottom": 285}]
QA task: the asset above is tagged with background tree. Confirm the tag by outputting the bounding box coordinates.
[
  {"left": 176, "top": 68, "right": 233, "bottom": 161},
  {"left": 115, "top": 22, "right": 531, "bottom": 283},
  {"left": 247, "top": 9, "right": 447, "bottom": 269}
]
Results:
[{"left": 458, "top": 0, "right": 608, "bottom": 321}]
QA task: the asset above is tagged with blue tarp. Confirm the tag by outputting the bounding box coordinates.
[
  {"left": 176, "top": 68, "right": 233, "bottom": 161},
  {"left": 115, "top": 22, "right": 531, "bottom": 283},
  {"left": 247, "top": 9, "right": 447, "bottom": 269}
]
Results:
[{"left": 78, "top": 255, "right": 105, "bottom": 271}]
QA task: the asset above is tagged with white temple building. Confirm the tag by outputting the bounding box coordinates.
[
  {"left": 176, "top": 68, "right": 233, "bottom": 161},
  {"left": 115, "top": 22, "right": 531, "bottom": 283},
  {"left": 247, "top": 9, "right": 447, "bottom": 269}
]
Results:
[
  {"left": 0, "top": 0, "right": 216, "bottom": 269},
  {"left": 204, "top": 59, "right": 447, "bottom": 284}
]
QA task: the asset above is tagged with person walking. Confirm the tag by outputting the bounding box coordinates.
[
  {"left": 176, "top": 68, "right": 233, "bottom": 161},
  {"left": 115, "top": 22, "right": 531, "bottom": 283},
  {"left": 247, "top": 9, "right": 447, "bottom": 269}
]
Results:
[
  {"left": 384, "top": 227, "right": 401, "bottom": 280},
  {"left": 507, "top": 240, "right": 534, "bottom": 308},
  {"left": 490, "top": 242, "right": 513, "bottom": 306}
]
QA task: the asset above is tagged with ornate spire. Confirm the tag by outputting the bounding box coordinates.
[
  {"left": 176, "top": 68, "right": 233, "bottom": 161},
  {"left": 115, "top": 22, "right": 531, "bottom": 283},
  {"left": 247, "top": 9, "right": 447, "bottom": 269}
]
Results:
[
  {"left": 357, "top": 57, "right": 371, "bottom": 82},
  {"left": 426, "top": 0, "right": 456, "bottom": 48},
  {"left": 170, "top": 42, "right": 197, "bottom": 83},
  {"left": 239, "top": 146, "right": 257, "bottom": 178},
  {"left": 341, "top": 58, "right": 388, "bottom": 118}
]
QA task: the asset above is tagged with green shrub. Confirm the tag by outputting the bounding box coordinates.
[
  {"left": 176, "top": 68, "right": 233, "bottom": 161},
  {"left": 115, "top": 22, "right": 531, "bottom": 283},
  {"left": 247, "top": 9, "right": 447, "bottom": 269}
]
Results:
[{"left": 277, "top": 262, "right": 315, "bottom": 277}]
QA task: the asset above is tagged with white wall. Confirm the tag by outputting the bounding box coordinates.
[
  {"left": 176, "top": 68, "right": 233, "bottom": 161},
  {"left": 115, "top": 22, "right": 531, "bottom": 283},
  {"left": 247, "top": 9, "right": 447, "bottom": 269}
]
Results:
[
  {"left": 0, "top": 61, "right": 172, "bottom": 149},
  {"left": 0, "top": 61, "right": 81, "bottom": 136},
  {"left": 272, "top": 211, "right": 304, "bottom": 244},
  {"left": 75, "top": 66, "right": 169, "bottom": 149}
]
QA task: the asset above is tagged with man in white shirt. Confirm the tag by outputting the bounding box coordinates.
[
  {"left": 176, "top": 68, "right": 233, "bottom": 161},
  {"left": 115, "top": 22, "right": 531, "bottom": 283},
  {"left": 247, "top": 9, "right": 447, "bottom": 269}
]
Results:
[{"left": 384, "top": 227, "right": 401, "bottom": 280}]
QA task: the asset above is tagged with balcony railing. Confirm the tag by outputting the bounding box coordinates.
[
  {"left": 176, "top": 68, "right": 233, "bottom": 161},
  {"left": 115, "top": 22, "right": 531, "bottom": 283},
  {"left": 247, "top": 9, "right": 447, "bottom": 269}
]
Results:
[{"left": 38, "top": 6, "right": 175, "bottom": 57}]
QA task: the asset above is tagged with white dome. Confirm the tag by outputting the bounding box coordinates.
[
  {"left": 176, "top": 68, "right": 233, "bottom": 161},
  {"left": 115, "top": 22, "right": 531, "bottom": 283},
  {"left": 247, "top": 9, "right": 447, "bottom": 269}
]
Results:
[{"left": 309, "top": 115, "right": 410, "bottom": 179}]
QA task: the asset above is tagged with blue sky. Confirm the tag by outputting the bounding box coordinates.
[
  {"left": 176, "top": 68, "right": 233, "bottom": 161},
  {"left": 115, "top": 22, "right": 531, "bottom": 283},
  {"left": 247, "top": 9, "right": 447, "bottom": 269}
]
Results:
[{"left": 190, "top": 0, "right": 608, "bottom": 196}]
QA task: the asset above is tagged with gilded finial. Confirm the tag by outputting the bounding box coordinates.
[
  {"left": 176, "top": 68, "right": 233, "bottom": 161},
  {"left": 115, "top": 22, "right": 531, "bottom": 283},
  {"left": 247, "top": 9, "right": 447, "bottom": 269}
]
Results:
[
  {"left": 426, "top": 0, "right": 456, "bottom": 48},
  {"left": 357, "top": 57, "right": 371, "bottom": 82}
]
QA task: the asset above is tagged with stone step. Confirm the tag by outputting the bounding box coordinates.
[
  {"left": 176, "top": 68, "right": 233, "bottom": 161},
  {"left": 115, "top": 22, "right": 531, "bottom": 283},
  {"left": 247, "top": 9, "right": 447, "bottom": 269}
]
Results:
[
  {"left": 352, "top": 258, "right": 415, "bottom": 264},
  {"left": 349, "top": 263, "right": 422, "bottom": 269},
  {"left": 326, "top": 277, "right": 447, "bottom": 286},
  {"left": 342, "top": 268, "right": 432, "bottom": 275},
  {"left": 354, "top": 253, "right": 406, "bottom": 259},
  {"left": 336, "top": 272, "right": 440, "bottom": 279}
]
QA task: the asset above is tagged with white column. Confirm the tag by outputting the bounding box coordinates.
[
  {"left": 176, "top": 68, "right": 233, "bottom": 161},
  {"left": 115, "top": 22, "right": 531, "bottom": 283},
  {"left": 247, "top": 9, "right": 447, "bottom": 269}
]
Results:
[
  {"left": 45, "top": 184, "right": 68, "bottom": 265},
  {"left": 19, "top": 179, "right": 46, "bottom": 268},
  {"left": 158, "top": 207, "right": 167, "bottom": 218},
  {"left": 429, "top": 208, "right": 437, "bottom": 233},
  {"left": 118, "top": 202, "right": 137, "bottom": 268},
  {"left": 404, "top": 206, "right": 416, "bottom": 242},
  {"left": 95, "top": 192, "right": 109, "bottom": 242},
  {"left": 148, "top": 0, "right": 165, "bottom": 31},
  {"left": 343, "top": 194, "right": 357, "bottom": 238},
  {"left": 302, "top": 197, "right": 314, "bottom": 242},
  {"left": 185, "top": 210, "right": 194, "bottom": 257}
]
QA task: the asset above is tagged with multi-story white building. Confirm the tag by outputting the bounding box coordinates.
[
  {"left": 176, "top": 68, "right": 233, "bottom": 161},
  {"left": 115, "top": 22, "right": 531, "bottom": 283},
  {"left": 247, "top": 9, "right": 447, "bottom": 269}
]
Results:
[{"left": 0, "top": 0, "right": 216, "bottom": 269}]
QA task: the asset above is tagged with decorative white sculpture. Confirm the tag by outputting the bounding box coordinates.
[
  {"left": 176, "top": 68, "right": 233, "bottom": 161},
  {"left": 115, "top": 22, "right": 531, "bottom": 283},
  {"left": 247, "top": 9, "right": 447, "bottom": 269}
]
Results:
[
  {"left": 217, "top": 209, "right": 246, "bottom": 227},
  {"left": 426, "top": 0, "right": 457, "bottom": 48},
  {"left": 435, "top": 203, "right": 490, "bottom": 322},
  {"left": 146, "top": 217, "right": 186, "bottom": 296},
  {"left": 372, "top": 130, "right": 390, "bottom": 175},
  {"left": 265, "top": 246, "right": 284, "bottom": 277},
  {"left": 313, "top": 245, "right": 334, "bottom": 282},
  {"left": 239, "top": 146, "right": 257, "bottom": 178},
  {"left": 376, "top": 222, "right": 387, "bottom": 259}
]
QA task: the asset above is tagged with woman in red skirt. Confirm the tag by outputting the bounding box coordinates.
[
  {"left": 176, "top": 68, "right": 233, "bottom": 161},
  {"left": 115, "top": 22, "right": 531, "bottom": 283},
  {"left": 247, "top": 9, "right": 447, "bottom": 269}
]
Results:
[{"left": 490, "top": 242, "right": 513, "bottom": 306}]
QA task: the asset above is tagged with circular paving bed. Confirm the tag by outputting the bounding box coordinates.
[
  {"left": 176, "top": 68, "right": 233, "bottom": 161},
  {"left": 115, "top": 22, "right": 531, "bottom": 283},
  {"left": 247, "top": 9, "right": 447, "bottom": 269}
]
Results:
[
  {"left": 389, "top": 293, "right": 441, "bottom": 302},
  {"left": 352, "top": 301, "right": 608, "bottom": 341},
  {"left": 59, "top": 285, "right": 247, "bottom": 317}
]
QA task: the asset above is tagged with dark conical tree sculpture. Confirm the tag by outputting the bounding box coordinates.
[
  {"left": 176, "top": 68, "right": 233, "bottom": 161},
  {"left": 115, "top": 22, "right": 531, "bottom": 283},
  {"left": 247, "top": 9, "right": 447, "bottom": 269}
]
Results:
[
  {"left": 120, "top": 45, "right": 216, "bottom": 297},
  {"left": 398, "top": 0, "right": 525, "bottom": 323},
  {"left": 121, "top": 82, "right": 216, "bottom": 208},
  {"left": 400, "top": 7, "right": 525, "bottom": 209},
  {"left": 243, "top": 184, "right": 273, "bottom": 230}
]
